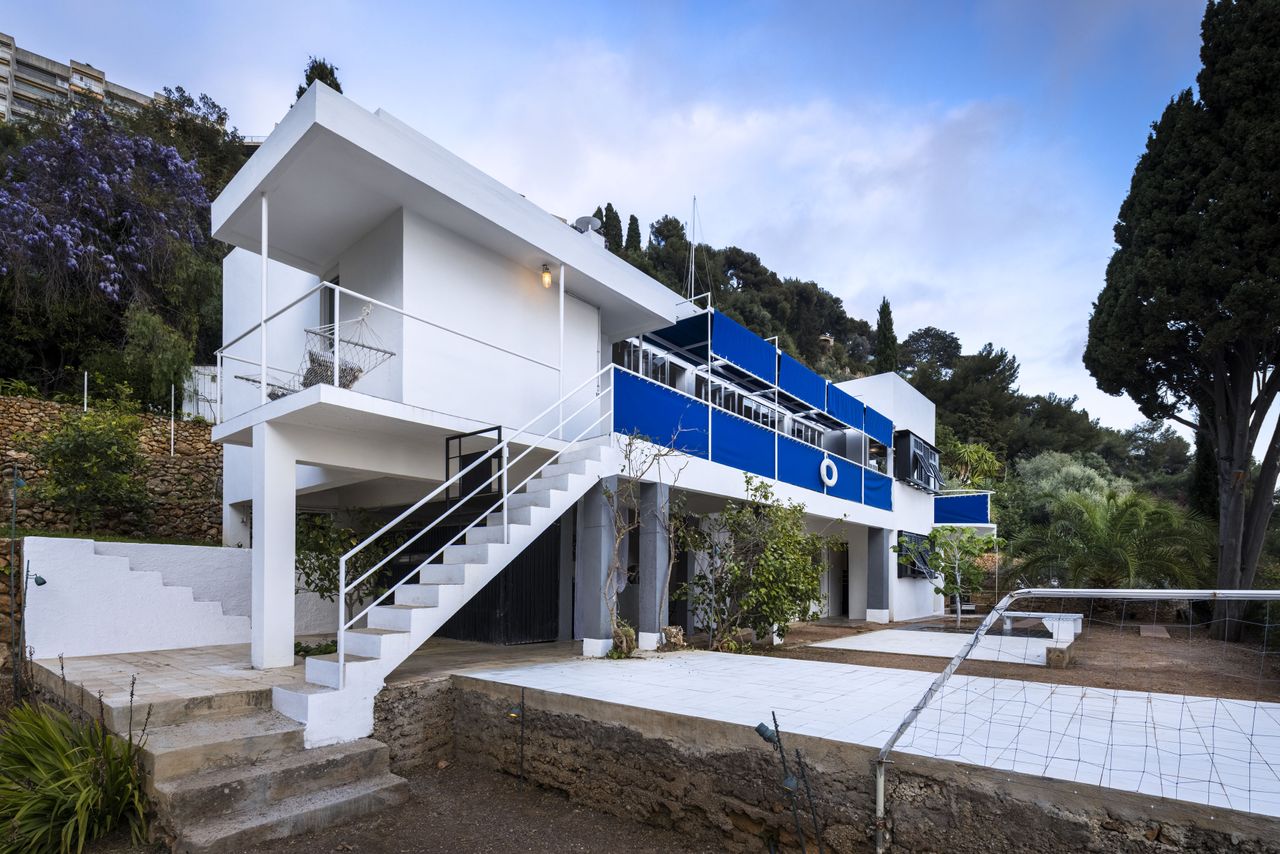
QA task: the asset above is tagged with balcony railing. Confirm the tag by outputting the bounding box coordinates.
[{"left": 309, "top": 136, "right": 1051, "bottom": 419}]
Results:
[{"left": 214, "top": 281, "right": 560, "bottom": 425}]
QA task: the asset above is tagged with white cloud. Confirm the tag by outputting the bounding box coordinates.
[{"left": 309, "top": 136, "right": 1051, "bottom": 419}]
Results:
[{"left": 384, "top": 40, "right": 1146, "bottom": 430}]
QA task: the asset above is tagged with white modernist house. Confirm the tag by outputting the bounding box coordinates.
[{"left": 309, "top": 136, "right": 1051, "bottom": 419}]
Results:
[{"left": 210, "top": 83, "right": 992, "bottom": 744}]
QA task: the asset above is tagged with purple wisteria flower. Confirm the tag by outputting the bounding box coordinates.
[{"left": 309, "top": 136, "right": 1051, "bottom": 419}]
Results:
[{"left": 0, "top": 109, "right": 208, "bottom": 301}]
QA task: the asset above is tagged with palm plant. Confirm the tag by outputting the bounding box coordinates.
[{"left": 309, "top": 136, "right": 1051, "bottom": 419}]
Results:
[{"left": 1013, "top": 490, "right": 1210, "bottom": 589}]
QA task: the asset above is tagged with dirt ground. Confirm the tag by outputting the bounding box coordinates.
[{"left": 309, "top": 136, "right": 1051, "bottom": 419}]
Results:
[
  {"left": 769, "top": 618, "right": 1280, "bottom": 703},
  {"left": 89, "top": 760, "right": 717, "bottom": 854}
]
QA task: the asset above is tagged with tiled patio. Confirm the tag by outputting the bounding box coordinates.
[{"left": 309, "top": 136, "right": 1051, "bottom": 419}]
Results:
[
  {"left": 811, "top": 627, "right": 1055, "bottom": 665},
  {"left": 465, "top": 650, "right": 1280, "bottom": 818}
]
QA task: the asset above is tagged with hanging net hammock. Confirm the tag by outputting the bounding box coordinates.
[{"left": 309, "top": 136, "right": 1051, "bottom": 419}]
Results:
[{"left": 237, "top": 304, "right": 396, "bottom": 399}]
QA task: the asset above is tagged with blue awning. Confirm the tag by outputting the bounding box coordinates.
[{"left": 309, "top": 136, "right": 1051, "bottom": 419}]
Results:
[
  {"left": 935, "top": 493, "right": 992, "bottom": 525},
  {"left": 864, "top": 406, "right": 893, "bottom": 446},
  {"left": 711, "top": 311, "right": 777, "bottom": 382},
  {"left": 613, "top": 370, "right": 709, "bottom": 458},
  {"left": 826, "top": 384, "right": 864, "bottom": 429},
  {"left": 778, "top": 352, "right": 826, "bottom": 410},
  {"left": 864, "top": 469, "right": 893, "bottom": 511}
]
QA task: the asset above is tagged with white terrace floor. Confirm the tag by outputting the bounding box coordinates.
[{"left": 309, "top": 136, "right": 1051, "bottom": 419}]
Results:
[
  {"left": 467, "top": 650, "right": 1280, "bottom": 818},
  {"left": 811, "top": 627, "right": 1056, "bottom": 665}
]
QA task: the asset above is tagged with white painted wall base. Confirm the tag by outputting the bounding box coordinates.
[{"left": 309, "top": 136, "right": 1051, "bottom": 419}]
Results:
[
  {"left": 582, "top": 637, "right": 613, "bottom": 657},
  {"left": 867, "top": 609, "right": 891, "bottom": 624},
  {"left": 24, "top": 537, "right": 341, "bottom": 660},
  {"left": 25, "top": 538, "right": 250, "bottom": 659},
  {"left": 637, "top": 631, "right": 660, "bottom": 651}
]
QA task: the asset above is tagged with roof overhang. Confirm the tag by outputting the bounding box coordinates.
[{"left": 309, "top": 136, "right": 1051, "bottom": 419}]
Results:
[{"left": 212, "top": 84, "right": 691, "bottom": 339}]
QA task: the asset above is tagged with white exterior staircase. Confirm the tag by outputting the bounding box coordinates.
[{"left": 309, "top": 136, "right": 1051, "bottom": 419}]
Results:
[{"left": 274, "top": 367, "right": 617, "bottom": 746}]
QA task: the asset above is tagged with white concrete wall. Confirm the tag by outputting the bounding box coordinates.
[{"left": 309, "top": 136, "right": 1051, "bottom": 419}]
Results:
[
  {"left": 334, "top": 209, "right": 405, "bottom": 402},
  {"left": 25, "top": 538, "right": 341, "bottom": 659},
  {"left": 837, "top": 372, "right": 937, "bottom": 444},
  {"left": 401, "top": 210, "right": 602, "bottom": 430}
]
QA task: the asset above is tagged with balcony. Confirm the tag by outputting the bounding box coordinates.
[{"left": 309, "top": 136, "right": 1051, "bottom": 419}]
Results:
[{"left": 610, "top": 310, "right": 897, "bottom": 511}]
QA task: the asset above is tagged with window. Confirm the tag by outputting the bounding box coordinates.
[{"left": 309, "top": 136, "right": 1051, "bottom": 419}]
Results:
[
  {"left": 790, "top": 418, "right": 822, "bottom": 447},
  {"left": 897, "top": 531, "right": 935, "bottom": 579},
  {"left": 893, "top": 431, "right": 943, "bottom": 493},
  {"left": 868, "top": 438, "right": 889, "bottom": 474}
]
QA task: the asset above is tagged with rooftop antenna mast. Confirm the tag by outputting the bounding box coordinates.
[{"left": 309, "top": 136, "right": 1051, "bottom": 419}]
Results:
[{"left": 686, "top": 195, "right": 697, "bottom": 300}]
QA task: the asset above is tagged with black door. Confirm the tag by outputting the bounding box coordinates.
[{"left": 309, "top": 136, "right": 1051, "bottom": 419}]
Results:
[{"left": 438, "top": 520, "right": 561, "bottom": 644}]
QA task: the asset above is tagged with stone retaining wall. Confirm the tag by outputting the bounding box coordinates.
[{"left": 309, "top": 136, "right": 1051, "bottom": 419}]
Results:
[
  {"left": 406, "top": 674, "right": 1279, "bottom": 854},
  {"left": 372, "top": 676, "right": 455, "bottom": 772},
  {"left": 0, "top": 395, "right": 221, "bottom": 542}
]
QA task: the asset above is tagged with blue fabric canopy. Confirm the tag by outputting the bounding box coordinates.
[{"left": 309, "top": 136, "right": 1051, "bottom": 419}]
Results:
[
  {"left": 864, "top": 406, "right": 893, "bottom": 446},
  {"left": 934, "top": 493, "right": 991, "bottom": 525},
  {"left": 711, "top": 311, "right": 777, "bottom": 381},
  {"left": 778, "top": 352, "right": 826, "bottom": 410},
  {"left": 826, "top": 385, "right": 864, "bottom": 429}
]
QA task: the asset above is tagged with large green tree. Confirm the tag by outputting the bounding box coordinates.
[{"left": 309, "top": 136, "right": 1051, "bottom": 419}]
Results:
[
  {"left": 872, "top": 297, "right": 898, "bottom": 374},
  {"left": 1083, "top": 0, "right": 1280, "bottom": 633},
  {"left": 602, "top": 202, "right": 624, "bottom": 253},
  {"left": 296, "top": 56, "right": 343, "bottom": 101},
  {"left": 624, "top": 214, "right": 642, "bottom": 254}
]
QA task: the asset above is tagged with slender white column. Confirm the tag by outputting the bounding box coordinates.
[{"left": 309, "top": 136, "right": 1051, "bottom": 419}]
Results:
[
  {"left": 251, "top": 421, "right": 296, "bottom": 668},
  {"left": 259, "top": 192, "right": 269, "bottom": 405},
  {"left": 558, "top": 264, "right": 565, "bottom": 438}
]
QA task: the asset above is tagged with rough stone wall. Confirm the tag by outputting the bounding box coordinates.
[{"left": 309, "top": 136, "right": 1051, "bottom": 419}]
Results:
[
  {"left": 446, "top": 677, "right": 1280, "bottom": 854},
  {"left": 0, "top": 395, "right": 221, "bottom": 542},
  {"left": 372, "top": 676, "right": 455, "bottom": 773},
  {"left": 0, "top": 537, "right": 21, "bottom": 672}
]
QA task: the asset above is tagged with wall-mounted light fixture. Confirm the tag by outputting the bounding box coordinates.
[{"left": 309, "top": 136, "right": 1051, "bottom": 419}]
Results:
[{"left": 541, "top": 264, "right": 552, "bottom": 289}]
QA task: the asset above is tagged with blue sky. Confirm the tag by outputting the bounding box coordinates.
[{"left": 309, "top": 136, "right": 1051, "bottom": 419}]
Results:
[{"left": 12, "top": 1, "right": 1207, "bottom": 430}]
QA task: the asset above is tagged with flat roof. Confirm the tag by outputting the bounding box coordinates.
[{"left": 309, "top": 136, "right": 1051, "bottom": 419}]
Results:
[{"left": 213, "top": 83, "right": 692, "bottom": 339}]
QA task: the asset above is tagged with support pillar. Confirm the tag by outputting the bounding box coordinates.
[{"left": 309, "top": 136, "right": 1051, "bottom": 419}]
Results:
[
  {"left": 636, "top": 482, "right": 670, "bottom": 650},
  {"left": 867, "top": 527, "right": 894, "bottom": 624},
  {"left": 251, "top": 422, "right": 296, "bottom": 668},
  {"left": 573, "top": 477, "right": 615, "bottom": 656}
]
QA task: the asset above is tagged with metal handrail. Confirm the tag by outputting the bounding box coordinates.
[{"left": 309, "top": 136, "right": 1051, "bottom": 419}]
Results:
[
  {"left": 333, "top": 364, "right": 616, "bottom": 687},
  {"left": 216, "top": 281, "right": 565, "bottom": 423}
]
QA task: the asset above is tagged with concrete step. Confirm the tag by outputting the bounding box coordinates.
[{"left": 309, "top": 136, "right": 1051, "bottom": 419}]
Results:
[
  {"left": 154, "top": 738, "right": 389, "bottom": 826},
  {"left": 173, "top": 772, "right": 408, "bottom": 854},
  {"left": 344, "top": 627, "right": 411, "bottom": 658},
  {"left": 305, "top": 653, "right": 379, "bottom": 689},
  {"left": 525, "top": 473, "right": 572, "bottom": 493},
  {"left": 465, "top": 523, "right": 512, "bottom": 545},
  {"left": 539, "top": 459, "right": 589, "bottom": 477},
  {"left": 442, "top": 543, "right": 489, "bottom": 564},
  {"left": 415, "top": 563, "right": 468, "bottom": 585},
  {"left": 144, "top": 711, "right": 305, "bottom": 782},
  {"left": 367, "top": 603, "right": 437, "bottom": 632},
  {"left": 487, "top": 506, "right": 533, "bottom": 527},
  {"left": 393, "top": 583, "right": 440, "bottom": 606},
  {"left": 560, "top": 442, "right": 609, "bottom": 464},
  {"left": 507, "top": 490, "right": 553, "bottom": 510}
]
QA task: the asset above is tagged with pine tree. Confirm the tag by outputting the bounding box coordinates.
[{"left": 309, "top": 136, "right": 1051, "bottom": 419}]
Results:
[
  {"left": 625, "top": 214, "right": 642, "bottom": 254},
  {"left": 603, "top": 203, "right": 624, "bottom": 253},
  {"left": 873, "top": 297, "right": 898, "bottom": 374},
  {"left": 296, "top": 57, "right": 343, "bottom": 101}
]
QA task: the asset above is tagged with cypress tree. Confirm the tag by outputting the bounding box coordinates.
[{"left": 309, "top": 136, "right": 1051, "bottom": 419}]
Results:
[
  {"left": 603, "top": 203, "right": 624, "bottom": 253},
  {"left": 873, "top": 297, "right": 898, "bottom": 374},
  {"left": 624, "top": 214, "right": 642, "bottom": 254}
]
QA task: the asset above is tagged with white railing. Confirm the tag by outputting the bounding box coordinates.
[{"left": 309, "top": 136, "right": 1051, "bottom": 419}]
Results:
[
  {"left": 332, "top": 363, "right": 617, "bottom": 688},
  {"left": 213, "top": 281, "right": 560, "bottom": 424}
]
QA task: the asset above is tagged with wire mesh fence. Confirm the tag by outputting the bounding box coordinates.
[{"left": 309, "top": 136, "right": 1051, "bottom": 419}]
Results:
[{"left": 874, "top": 589, "right": 1280, "bottom": 852}]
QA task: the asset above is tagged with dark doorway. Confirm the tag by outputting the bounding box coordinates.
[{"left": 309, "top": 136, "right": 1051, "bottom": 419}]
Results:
[{"left": 438, "top": 520, "right": 562, "bottom": 645}]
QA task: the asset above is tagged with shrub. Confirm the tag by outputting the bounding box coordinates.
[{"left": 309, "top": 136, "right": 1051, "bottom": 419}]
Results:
[
  {"left": 0, "top": 702, "right": 148, "bottom": 853},
  {"left": 31, "top": 406, "right": 150, "bottom": 533},
  {"left": 680, "top": 475, "right": 839, "bottom": 650}
]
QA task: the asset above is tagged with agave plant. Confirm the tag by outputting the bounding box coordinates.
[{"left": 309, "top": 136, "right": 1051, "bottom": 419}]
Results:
[{"left": 1012, "top": 490, "right": 1211, "bottom": 589}]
